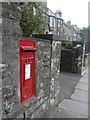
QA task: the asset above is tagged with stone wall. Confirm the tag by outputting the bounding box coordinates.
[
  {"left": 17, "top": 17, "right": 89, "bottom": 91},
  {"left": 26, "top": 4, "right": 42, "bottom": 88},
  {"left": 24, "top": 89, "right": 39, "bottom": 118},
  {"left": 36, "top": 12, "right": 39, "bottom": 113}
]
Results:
[
  {"left": 50, "top": 41, "right": 61, "bottom": 108},
  {"left": 1, "top": 2, "right": 61, "bottom": 119},
  {"left": 2, "top": 2, "right": 23, "bottom": 118},
  {"left": 60, "top": 48, "right": 83, "bottom": 74},
  {"left": 0, "top": 2, "right": 2, "bottom": 120}
]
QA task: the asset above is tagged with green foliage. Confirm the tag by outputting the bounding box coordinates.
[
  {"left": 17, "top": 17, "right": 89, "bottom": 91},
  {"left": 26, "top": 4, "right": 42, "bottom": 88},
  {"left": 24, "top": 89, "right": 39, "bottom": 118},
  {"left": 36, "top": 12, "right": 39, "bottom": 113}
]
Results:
[
  {"left": 19, "top": 2, "right": 47, "bottom": 36},
  {"left": 79, "top": 26, "right": 90, "bottom": 45},
  {"left": 65, "top": 42, "right": 73, "bottom": 49},
  {"left": 88, "top": 26, "right": 90, "bottom": 44},
  {"left": 61, "top": 40, "right": 73, "bottom": 49}
]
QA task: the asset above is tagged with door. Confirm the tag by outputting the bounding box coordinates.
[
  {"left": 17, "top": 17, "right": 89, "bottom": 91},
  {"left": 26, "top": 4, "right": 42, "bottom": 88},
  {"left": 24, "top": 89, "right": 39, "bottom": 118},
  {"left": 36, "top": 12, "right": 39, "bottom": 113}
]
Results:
[{"left": 20, "top": 53, "right": 35, "bottom": 103}]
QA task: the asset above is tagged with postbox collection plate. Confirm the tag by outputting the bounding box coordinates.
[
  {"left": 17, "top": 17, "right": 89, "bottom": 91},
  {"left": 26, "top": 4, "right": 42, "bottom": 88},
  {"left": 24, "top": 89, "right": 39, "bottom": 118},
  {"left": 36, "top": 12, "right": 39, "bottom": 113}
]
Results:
[
  {"left": 25, "top": 64, "right": 31, "bottom": 80},
  {"left": 20, "top": 40, "right": 36, "bottom": 103}
]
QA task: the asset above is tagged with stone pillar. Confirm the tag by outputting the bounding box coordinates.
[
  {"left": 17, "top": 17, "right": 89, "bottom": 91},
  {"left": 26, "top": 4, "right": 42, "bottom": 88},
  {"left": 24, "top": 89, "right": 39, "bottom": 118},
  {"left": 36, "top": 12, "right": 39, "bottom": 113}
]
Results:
[
  {"left": 50, "top": 40, "right": 61, "bottom": 109},
  {"left": 2, "top": 2, "right": 22, "bottom": 118},
  {"left": 0, "top": 2, "right": 2, "bottom": 120}
]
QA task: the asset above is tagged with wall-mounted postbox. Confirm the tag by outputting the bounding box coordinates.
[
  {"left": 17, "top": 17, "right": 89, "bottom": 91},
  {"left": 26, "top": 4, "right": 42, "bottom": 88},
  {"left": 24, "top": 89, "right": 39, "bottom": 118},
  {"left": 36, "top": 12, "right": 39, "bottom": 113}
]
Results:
[{"left": 20, "top": 40, "right": 36, "bottom": 103}]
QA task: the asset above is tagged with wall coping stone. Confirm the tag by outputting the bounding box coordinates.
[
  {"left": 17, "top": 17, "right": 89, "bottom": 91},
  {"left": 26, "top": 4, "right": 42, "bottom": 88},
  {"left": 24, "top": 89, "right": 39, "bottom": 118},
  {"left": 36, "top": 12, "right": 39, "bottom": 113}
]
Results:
[{"left": 32, "top": 34, "right": 62, "bottom": 41}]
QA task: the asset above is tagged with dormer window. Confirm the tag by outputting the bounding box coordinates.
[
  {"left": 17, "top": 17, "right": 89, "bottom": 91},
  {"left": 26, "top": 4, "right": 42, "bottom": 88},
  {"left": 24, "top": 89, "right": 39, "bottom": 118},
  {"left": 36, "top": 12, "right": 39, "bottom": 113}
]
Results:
[
  {"left": 58, "top": 19, "right": 60, "bottom": 27},
  {"left": 33, "top": 7, "right": 36, "bottom": 15},
  {"left": 50, "top": 17, "right": 53, "bottom": 27}
]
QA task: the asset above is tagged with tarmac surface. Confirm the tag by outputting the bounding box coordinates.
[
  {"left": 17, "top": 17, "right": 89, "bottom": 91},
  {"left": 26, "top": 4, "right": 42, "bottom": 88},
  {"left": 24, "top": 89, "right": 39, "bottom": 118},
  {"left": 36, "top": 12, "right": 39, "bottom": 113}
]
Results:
[{"left": 49, "top": 54, "right": 89, "bottom": 118}]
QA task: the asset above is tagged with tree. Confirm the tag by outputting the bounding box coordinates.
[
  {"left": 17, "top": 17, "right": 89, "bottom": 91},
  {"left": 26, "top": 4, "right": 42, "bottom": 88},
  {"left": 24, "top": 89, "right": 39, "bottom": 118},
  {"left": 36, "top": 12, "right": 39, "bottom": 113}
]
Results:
[
  {"left": 88, "top": 26, "right": 90, "bottom": 44},
  {"left": 19, "top": 2, "right": 47, "bottom": 36},
  {"left": 79, "top": 26, "right": 90, "bottom": 44}
]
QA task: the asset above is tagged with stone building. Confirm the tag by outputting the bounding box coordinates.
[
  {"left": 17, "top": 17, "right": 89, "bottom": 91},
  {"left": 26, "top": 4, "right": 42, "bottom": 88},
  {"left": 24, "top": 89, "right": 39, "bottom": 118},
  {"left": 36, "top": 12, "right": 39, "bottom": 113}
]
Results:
[
  {"left": 41, "top": 6, "right": 81, "bottom": 42},
  {"left": 40, "top": 5, "right": 63, "bottom": 36},
  {"left": 62, "top": 20, "right": 81, "bottom": 41},
  {"left": 24, "top": 2, "right": 81, "bottom": 42},
  {"left": 42, "top": 7, "right": 63, "bottom": 36}
]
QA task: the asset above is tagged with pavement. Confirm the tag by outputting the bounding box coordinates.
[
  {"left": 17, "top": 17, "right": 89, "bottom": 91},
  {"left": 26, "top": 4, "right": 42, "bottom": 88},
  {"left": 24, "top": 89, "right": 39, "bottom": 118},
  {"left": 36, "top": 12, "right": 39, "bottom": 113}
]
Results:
[
  {"left": 0, "top": 65, "right": 2, "bottom": 119},
  {"left": 49, "top": 54, "right": 89, "bottom": 118}
]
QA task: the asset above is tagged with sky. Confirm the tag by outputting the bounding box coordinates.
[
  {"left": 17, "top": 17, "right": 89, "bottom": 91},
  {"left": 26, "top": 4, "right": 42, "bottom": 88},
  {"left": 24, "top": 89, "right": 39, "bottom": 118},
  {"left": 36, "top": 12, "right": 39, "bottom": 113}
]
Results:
[{"left": 47, "top": 0, "right": 89, "bottom": 28}]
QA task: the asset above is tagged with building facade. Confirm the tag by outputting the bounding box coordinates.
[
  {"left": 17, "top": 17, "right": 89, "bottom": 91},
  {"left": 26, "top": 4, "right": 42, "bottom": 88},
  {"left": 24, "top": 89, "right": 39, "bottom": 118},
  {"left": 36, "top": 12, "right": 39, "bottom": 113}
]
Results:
[
  {"left": 20, "top": 2, "right": 81, "bottom": 41},
  {"left": 41, "top": 4, "right": 81, "bottom": 41},
  {"left": 60, "top": 20, "right": 81, "bottom": 41}
]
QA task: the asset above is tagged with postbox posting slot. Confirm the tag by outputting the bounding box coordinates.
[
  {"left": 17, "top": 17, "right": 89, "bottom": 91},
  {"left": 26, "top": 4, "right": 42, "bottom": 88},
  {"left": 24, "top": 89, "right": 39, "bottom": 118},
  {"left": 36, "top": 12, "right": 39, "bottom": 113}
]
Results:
[
  {"left": 24, "top": 50, "right": 35, "bottom": 52},
  {"left": 20, "top": 46, "right": 36, "bottom": 53}
]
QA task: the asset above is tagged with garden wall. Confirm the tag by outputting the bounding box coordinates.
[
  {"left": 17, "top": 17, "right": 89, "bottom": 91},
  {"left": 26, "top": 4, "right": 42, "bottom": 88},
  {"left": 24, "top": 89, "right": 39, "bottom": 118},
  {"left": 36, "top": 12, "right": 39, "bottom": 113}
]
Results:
[{"left": 1, "top": 2, "right": 61, "bottom": 119}]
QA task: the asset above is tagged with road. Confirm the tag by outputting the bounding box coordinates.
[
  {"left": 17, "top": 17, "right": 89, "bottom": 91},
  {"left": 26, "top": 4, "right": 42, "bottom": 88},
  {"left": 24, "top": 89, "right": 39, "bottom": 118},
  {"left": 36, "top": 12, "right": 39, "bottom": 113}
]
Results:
[{"left": 49, "top": 54, "right": 89, "bottom": 118}]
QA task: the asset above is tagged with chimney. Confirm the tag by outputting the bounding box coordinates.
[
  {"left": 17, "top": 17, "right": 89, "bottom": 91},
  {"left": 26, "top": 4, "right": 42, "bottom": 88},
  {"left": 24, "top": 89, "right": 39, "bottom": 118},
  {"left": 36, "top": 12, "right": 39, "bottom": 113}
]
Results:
[
  {"left": 55, "top": 10, "right": 62, "bottom": 17},
  {"left": 73, "top": 25, "right": 77, "bottom": 28},
  {"left": 41, "top": 2, "right": 47, "bottom": 7},
  {"left": 67, "top": 20, "right": 71, "bottom": 26}
]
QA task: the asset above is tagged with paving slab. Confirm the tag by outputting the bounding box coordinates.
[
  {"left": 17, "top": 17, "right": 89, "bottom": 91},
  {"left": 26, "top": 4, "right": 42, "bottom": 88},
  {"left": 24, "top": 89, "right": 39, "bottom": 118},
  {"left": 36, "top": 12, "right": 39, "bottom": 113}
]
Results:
[
  {"left": 49, "top": 108, "right": 87, "bottom": 118},
  {"left": 71, "top": 89, "right": 88, "bottom": 103},
  {"left": 75, "top": 82, "right": 89, "bottom": 92},
  {"left": 60, "top": 72, "right": 81, "bottom": 82},
  {"left": 57, "top": 72, "right": 80, "bottom": 102},
  {"left": 80, "top": 76, "right": 88, "bottom": 84},
  {"left": 0, "top": 112, "right": 2, "bottom": 120},
  {"left": 83, "top": 68, "right": 88, "bottom": 75},
  {"left": 58, "top": 99, "right": 88, "bottom": 117}
]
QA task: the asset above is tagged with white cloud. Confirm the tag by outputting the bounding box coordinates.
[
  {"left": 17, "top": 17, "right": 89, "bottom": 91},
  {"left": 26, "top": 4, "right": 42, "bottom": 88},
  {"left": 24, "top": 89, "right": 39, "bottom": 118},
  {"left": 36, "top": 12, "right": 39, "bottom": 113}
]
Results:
[{"left": 47, "top": 0, "right": 89, "bottom": 28}]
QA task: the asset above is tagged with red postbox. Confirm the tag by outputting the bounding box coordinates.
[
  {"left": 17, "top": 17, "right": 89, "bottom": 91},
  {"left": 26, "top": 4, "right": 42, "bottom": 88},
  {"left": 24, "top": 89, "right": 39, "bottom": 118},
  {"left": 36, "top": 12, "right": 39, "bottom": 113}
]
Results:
[{"left": 20, "top": 40, "right": 36, "bottom": 103}]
